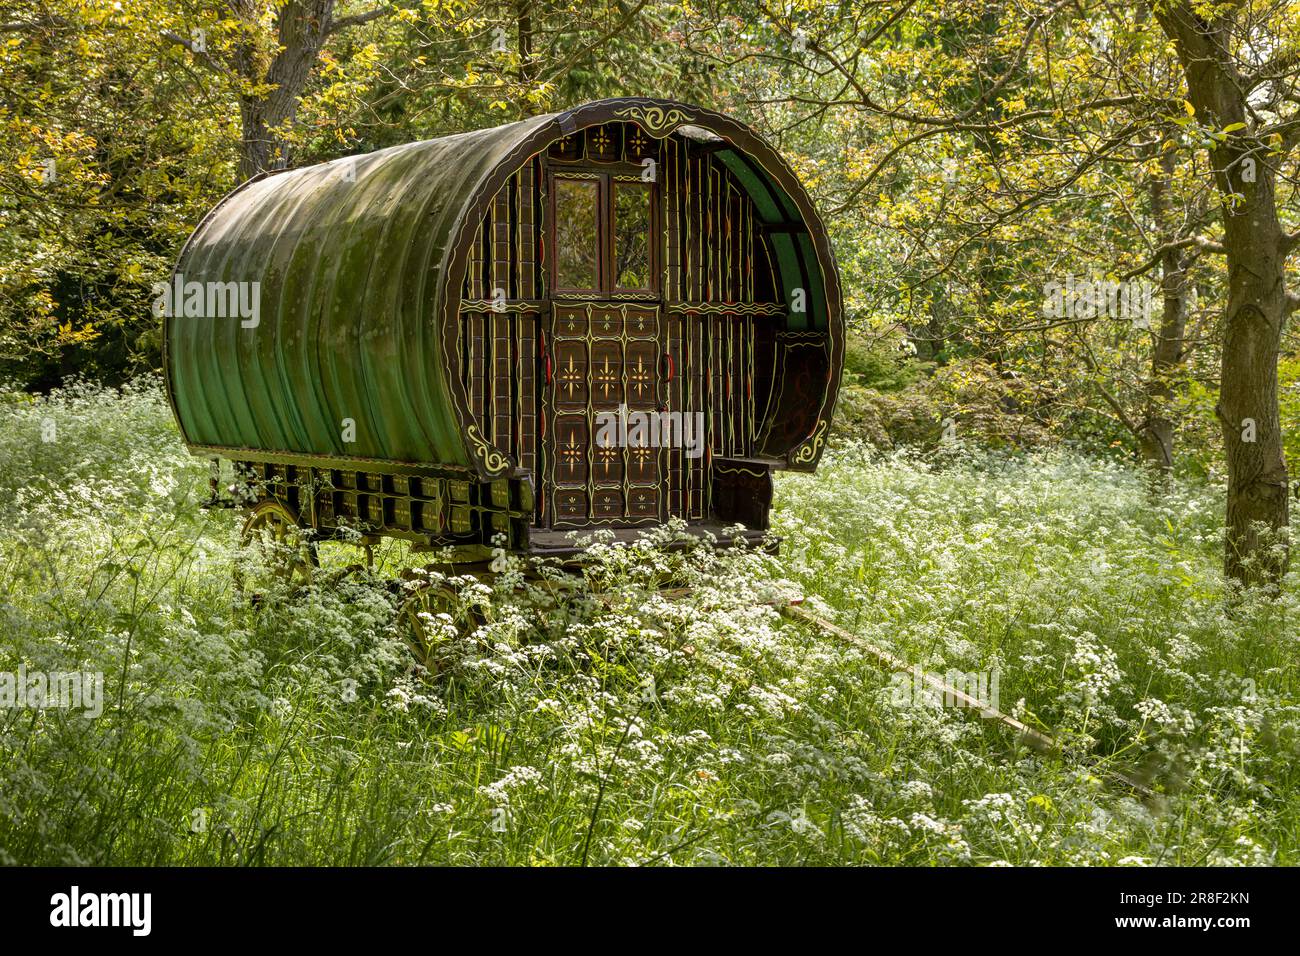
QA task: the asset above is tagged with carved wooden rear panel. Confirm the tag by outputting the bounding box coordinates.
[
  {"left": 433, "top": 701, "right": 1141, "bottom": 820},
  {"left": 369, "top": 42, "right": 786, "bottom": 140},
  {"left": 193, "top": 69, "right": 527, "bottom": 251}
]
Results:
[{"left": 458, "top": 123, "right": 789, "bottom": 531}]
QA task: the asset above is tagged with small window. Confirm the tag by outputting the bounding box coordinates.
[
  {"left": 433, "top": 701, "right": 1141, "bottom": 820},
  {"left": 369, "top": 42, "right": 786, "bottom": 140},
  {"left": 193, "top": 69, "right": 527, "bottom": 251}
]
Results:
[
  {"left": 554, "top": 177, "right": 599, "bottom": 290},
  {"left": 613, "top": 182, "right": 652, "bottom": 291}
]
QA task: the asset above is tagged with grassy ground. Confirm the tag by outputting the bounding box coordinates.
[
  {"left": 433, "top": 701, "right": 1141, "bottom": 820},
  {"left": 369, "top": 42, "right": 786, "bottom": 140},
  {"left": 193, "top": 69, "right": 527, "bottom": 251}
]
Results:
[{"left": 1, "top": 381, "right": 1296, "bottom": 865}]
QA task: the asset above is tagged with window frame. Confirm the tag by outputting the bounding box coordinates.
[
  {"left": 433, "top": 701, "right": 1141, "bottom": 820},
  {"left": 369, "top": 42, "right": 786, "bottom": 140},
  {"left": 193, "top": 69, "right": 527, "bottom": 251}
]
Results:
[
  {"left": 547, "top": 163, "right": 659, "bottom": 299},
  {"left": 609, "top": 174, "right": 657, "bottom": 296},
  {"left": 549, "top": 172, "right": 604, "bottom": 295}
]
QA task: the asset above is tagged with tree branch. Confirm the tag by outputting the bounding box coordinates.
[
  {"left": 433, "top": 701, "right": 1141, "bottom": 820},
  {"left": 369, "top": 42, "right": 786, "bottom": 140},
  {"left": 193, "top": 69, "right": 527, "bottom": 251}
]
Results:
[
  {"left": 160, "top": 30, "right": 223, "bottom": 73},
  {"left": 327, "top": 6, "right": 393, "bottom": 35},
  {"left": 1120, "top": 235, "right": 1225, "bottom": 282},
  {"left": 0, "top": 15, "right": 70, "bottom": 32}
]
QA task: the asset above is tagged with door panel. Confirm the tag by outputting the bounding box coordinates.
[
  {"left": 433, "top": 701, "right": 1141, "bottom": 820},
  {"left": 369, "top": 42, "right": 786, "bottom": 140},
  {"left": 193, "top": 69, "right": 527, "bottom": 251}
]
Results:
[
  {"left": 553, "top": 414, "right": 589, "bottom": 484},
  {"left": 542, "top": 303, "right": 678, "bottom": 529}
]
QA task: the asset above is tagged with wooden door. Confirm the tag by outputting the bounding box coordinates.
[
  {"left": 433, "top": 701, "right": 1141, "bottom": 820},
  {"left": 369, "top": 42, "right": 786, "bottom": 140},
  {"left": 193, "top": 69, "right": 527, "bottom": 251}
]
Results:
[
  {"left": 541, "top": 303, "right": 670, "bottom": 528},
  {"left": 539, "top": 153, "right": 692, "bottom": 530}
]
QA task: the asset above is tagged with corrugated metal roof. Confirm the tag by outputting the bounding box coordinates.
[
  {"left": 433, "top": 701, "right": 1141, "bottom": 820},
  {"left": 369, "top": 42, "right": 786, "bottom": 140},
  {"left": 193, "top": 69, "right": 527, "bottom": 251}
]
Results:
[{"left": 168, "top": 112, "right": 556, "bottom": 470}]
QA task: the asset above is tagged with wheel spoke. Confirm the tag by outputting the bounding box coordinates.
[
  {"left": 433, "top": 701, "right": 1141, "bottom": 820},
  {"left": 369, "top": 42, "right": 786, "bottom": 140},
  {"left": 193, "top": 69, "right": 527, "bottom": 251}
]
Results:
[
  {"left": 396, "top": 582, "right": 483, "bottom": 675},
  {"left": 239, "top": 501, "right": 316, "bottom": 596}
]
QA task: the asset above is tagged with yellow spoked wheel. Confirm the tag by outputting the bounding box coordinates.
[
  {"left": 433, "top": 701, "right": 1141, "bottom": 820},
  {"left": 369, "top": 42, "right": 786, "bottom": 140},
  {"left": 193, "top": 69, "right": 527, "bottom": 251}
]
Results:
[
  {"left": 236, "top": 500, "right": 318, "bottom": 596},
  {"left": 395, "top": 577, "right": 485, "bottom": 675}
]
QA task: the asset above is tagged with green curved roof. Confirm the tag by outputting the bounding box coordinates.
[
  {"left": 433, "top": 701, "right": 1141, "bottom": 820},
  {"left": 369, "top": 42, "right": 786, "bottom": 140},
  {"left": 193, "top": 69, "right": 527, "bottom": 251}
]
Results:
[{"left": 168, "top": 113, "right": 553, "bottom": 471}]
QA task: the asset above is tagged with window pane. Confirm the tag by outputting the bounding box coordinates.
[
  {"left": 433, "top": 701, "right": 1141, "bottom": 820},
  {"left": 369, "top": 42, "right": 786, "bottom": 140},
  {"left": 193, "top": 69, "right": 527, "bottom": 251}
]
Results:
[
  {"left": 614, "top": 183, "right": 652, "bottom": 290},
  {"left": 554, "top": 178, "right": 598, "bottom": 290}
]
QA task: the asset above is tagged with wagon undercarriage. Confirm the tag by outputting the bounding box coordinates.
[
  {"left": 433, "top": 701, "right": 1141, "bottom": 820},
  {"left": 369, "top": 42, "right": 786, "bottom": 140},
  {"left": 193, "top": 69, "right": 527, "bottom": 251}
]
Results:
[{"left": 208, "top": 455, "right": 775, "bottom": 564}]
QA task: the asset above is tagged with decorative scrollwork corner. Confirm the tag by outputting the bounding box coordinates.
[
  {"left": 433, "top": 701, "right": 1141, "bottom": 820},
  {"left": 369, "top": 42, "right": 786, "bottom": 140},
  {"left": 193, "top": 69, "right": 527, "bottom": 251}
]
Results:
[
  {"left": 467, "top": 424, "right": 511, "bottom": 475},
  {"left": 612, "top": 105, "right": 695, "bottom": 138},
  {"left": 791, "top": 419, "right": 828, "bottom": 465}
]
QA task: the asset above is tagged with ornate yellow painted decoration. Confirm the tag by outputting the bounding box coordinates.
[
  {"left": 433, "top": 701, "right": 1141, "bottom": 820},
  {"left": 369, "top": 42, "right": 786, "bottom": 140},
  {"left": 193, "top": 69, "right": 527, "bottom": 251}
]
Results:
[
  {"left": 466, "top": 423, "right": 511, "bottom": 474},
  {"left": 791, "top": 419, "right": 828, "bottom": 465},
  {"left": 612, "top": 104, "right": 695, "bottom": 138}
]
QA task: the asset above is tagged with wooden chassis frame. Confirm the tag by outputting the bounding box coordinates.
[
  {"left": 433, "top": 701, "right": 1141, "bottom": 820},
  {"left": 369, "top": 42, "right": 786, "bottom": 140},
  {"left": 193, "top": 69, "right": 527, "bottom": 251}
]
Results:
[{"left": 224, "top": 455, "right": 533, "bottom": 560}]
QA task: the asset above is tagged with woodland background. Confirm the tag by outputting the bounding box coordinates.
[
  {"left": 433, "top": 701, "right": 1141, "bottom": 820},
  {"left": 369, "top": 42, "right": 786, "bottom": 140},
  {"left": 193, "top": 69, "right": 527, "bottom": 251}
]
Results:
[
  {"left": 4, "top": 1, "right": 1300, "bottom": 866},
  {"left": 3, "top": 0, "right": 1299, "bottom": 578}
]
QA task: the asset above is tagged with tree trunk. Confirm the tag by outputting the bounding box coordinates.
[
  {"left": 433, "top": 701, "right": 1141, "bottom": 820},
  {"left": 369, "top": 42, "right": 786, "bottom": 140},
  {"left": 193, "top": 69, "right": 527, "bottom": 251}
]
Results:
[
  {"left": 1139, "top": 150, "right": 1189, "bottom": 482},
  {"left": 1157, "top": 4, "right": 1291, "bottom": 585},
  {"left": 1218, "top": 197, "right": 1290, "bottom": 584},
  {"left": 234, "top": 0, "right": 337, "bottom": 181},
  {"left": 516, "top": 0, "right": 536, "bottom": 85}
]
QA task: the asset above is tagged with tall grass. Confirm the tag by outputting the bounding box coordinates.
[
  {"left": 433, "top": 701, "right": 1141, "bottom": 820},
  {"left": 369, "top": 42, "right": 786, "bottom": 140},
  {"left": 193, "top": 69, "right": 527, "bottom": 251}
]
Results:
[{"left": 0, "top": 381, "right": 1295, "bottom": 865}]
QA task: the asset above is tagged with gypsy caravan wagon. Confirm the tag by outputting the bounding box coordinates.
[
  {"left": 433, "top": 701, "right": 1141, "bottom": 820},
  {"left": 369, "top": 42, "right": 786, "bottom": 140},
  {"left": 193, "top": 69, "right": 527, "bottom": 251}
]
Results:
[{"left": 163, "top": 98, "right": 843, "bottom": 579}]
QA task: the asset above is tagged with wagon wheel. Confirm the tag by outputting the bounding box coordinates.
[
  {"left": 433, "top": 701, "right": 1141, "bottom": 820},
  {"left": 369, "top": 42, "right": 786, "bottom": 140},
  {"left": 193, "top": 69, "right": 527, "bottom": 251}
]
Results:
[
  {"left": 395, "top": 579, "right": 486, "bottom": 675},
  {"left": 236, "top": 500, "right": 318, "bottom": 595}
]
